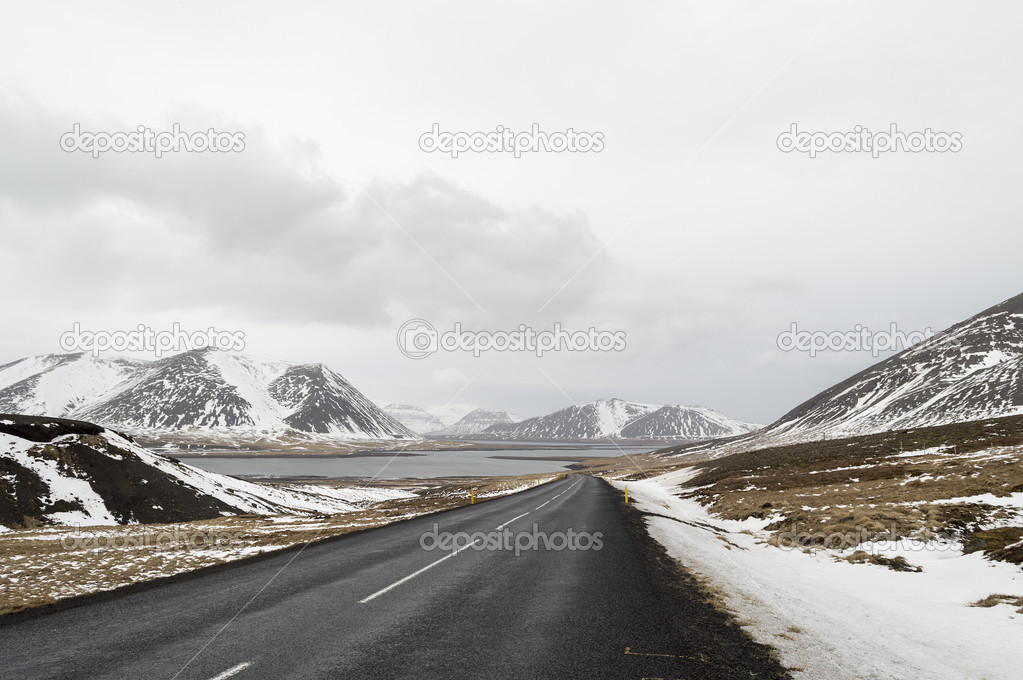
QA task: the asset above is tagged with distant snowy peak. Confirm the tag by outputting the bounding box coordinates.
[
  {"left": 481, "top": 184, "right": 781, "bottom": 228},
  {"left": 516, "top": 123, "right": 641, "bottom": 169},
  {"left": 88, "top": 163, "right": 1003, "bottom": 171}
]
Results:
[
  {"left": 483, "top": 398, "right": 658, "bottom": 439},
  {"left": 380, "top": 404, "right": 447, "bottom": 435},
  {"left": 431, "top": 408, "right": 519, "bottom": 437},
  {"left": 0, "top": 350, "right": 417, "bottom": 441},
  {"left": 424, "top": 403, "right": 478, "bottom": 427},
  {"left": 620, "top": 405, "right": 761, "bottom": 440},
  {"left": 766, "top": 291, "right": 1023, "bottom": 438},
  {"left": 480, "top": 398, "right": 750, "bottom": 440}
]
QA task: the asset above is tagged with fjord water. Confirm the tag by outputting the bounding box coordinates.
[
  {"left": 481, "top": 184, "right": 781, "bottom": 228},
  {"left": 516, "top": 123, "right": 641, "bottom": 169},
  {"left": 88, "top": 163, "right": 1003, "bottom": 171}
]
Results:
[{"left": 177, "top": 444, "right": 655, "bottom": 480}]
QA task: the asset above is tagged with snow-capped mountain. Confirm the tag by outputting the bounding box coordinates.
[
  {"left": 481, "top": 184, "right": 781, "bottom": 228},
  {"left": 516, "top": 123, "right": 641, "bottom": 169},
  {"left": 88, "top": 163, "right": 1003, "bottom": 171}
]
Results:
[
  {"left": 482, "top": 398, "right": 658, "bottom": 439},
  {"left": 0, "top": 414, "right": 413, "bottom": 529},
  {"left": 765, "top": 291, "right": 1023, "bottom": 439},
  {"left": 619, "top": 405, "right": 760, "bottom": 440},
  {"left": 0, "top": 350, "right": 417, "bottom": 441},
  {"left": 0, "top": 353, "right": 149, "bottom": 416},
  {"left": 424, "top": 403, "right": 478, "bottom": 427},
  {"left": 479, "top": 398, "right": 752, "bottom": 440},
  {"left": 380, "top": 404, "right": 447, "bottom": 435},
  {"left": 431, "top": 408, "right": 519, "bottom": 437}
]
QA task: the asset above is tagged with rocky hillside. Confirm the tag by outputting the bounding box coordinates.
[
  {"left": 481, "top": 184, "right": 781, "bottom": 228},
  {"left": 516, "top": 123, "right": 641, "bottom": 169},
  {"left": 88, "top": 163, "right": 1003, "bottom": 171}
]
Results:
[
  {"left": 0, "top": 414, "right": 412, "bottom": 530},
  {"left": 766, "top": 291, "right": 1023, "bottom": 439}
]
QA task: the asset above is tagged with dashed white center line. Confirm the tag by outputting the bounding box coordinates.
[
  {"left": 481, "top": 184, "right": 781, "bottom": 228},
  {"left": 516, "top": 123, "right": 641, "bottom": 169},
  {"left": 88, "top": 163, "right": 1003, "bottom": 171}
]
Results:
[
  {"left": 549, "top": 480, "right": 580, "bottom": 501},
  {"left": 359, "top": 536, "right": 484, "bottom": 604},
  {"left": 535, "top": 501, "right": 550, "bottom": 510},
  {"left": 359, "top": 480, "right": 585, "bottom": 604},
  {"left": 208, "top": 662, "right": 252, "bottom": 680},
  {"left": 496, "top": 512, "right": 530, "bottom": 530}
]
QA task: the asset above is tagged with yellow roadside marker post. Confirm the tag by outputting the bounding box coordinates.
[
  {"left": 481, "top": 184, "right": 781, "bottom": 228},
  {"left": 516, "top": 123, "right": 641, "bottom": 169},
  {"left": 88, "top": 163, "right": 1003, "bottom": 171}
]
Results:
[
  {"left": 470, "top": 488, "right": 474, "bottom": 504},
  {"left": 625, "top": 486, "right": 628, "bottom": 503}
]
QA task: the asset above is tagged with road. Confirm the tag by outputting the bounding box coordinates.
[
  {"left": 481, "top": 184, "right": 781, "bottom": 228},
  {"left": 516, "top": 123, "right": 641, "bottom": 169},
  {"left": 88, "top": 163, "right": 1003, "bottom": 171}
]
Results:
[{"left": 0, "top": 475, "right": 788, "bottom": 679}]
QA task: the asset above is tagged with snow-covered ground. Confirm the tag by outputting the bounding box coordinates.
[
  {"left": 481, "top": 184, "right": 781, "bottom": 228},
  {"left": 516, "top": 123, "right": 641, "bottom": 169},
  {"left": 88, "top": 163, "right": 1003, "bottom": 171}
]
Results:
[{"left": 618, "top": 469, "right": 1023, "bottom": 680}]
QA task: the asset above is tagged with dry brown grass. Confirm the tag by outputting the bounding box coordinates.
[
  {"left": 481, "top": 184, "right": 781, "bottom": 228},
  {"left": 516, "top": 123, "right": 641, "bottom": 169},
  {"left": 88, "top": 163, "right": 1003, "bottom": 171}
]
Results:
[
  {"left": 666, "top": 416, "right": 1023, "bottom": 561},
  {"left": 0, "top": 512, "right": 394, "bottom": 616},
  {"left": 971, "top": 594, "right": 1023, "bottom": 613},
  {"left": 0, "top": 473, "right": 560, "bottom": 616},
  {"left": 842, "top": 550, "right": 922, "bottom": 572}
]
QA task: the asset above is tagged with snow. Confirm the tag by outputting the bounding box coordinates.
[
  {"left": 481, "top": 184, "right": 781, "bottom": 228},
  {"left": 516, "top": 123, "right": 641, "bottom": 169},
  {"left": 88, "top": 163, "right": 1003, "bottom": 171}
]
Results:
[
  {"left": 592, "top": 398, "right": 659, "bottom": 437},
  {"left": 435, "top": 408, "right": 518, "bottom": 436},
  {"left": 380, "top": 404, "right": 446, "bottom": 435},
  {"left": 922, "top": 491, "right": 1023, "bottom": 510},
  {"left": 0, "top": 350, "right": 418, "bottom": 442},
  {"left": 104, "top": 429, "right": 414, "bottom": 515},
  {"left": 755, "top": 304, "right": 1023, "bottom": 443},
  {"left": 488, "top": 397, "right": 756, "bottom": 440},
  {"left": 201, "top": 351, "right": 290, "bottom": 428},
  {"left": 620, "top": 470, "right": 1023, "bottom": 680},
  {"left": 0, "top": 355, "right": 65, "bottom": 395},
  {"left": 1, "top": 432, "right": 118, "bottom": 526},
  {"left": 424, "top": 403, "right": 479, "bottom": 427},
  {"left": 890, "top": 446, "right": 950, "bottom": 459},
  {"left": 0, "top": 425, "right": 416, "bottom": 529},
  {"left": 0, "top": 354, "right": 145, "bottom": 417}
]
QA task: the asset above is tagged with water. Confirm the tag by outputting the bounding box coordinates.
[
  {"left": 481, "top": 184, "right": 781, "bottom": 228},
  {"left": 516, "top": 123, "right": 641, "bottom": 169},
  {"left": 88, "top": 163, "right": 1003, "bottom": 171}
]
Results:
[{"left": 176, "top": 444, "right": 655, "bottom": 480}]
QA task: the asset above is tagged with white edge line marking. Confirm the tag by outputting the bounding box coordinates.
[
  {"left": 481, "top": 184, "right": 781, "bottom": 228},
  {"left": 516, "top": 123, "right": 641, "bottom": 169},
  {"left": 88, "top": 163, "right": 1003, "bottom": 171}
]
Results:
[
  {"left": 359, "top": 538, "right": 483, "bottom": 604},
  {"left": 209, "top": 662, "right": 252, "bottom": 680}
]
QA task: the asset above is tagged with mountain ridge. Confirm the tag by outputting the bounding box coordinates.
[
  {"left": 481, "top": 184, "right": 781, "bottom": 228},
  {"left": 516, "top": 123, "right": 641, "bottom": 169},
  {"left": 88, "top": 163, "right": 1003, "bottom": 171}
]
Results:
[
  {"left": 430, "top": 408, "right": 519, "bottom": 437},
  {"left": 764, "top": 291, "right": 1023, "bottom": 439},
  {"left": 480, "top": 397, "right": 757, "bottom": 440},
  {"left": 0, "top": 349, "right": 417, "bottom": 441}
]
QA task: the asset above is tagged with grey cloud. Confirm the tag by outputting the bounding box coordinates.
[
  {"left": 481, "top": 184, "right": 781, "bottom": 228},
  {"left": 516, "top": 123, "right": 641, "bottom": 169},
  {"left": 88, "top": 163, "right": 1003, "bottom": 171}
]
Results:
[{"left": 0, "top": 95, "right": 613, "bottom": 327}]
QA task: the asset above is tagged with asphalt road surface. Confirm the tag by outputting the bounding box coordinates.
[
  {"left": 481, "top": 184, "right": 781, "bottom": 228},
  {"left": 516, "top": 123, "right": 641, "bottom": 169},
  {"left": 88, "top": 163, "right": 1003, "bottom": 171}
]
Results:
[{"left": 0, "top": 475, "right": 789, "bottom": 679}]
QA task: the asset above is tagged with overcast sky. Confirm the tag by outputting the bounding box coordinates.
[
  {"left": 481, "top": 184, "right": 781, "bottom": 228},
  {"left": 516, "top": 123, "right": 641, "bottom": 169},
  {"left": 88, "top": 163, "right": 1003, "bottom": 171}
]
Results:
[{"left": 1, "top": 1, "right": 1021, "bottom": 424}]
